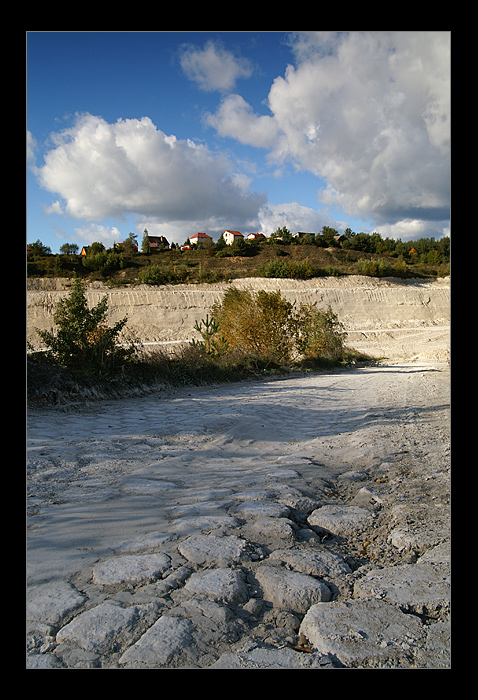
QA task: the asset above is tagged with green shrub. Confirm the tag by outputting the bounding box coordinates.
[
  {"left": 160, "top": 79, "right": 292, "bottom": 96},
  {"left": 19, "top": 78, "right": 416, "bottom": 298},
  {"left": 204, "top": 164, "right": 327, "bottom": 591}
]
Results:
[
  {"left": 324, "top": 266, "right": 341, "bottom": 276},
  {"left": 357, "top": 257, "right": 410, "bottom": 278},
  {"left": 258, "top": 259, "right": 315, "bottom": 279},
  {"left": 258, "top": 259, "right": 289, "bottom": 278},
  {"left": 392, "top": 259, "right": 408, "bottom": 277},
  {"left": 293, "top": 304, "right": 346, "bottom": 361},
  {"left": 81, "top": 251, "right": 126, "bottom": 272},
  {"left": 210, "top": 288, "right": 348, "bottom": 368},
  {"left": 36, "top": 278, "right": 137, "bottom": 376},
  {"left": 192, "top": 314, "right": 229, "bottom": 356},
  {"left": 138, "top": 264, "right": 189, "bottom": 285},
  {"left": 212, "top": 288, "right": 295, "bottom": 366}
]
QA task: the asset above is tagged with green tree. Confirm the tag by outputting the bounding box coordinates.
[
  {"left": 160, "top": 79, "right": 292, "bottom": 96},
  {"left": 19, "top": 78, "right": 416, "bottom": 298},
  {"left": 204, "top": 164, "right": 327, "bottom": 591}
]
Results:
[
  {"left": 121, "top": 233, "right": 138, "bottom": 257},
  {"left": 59, "top": 243, "right": 79, "bottom": 255},
  {"left": 36, "top": 278, "right": 137, "bottom": 375},
  {"left": 89, "top": 241, "right": 106, "bottom": 254},
  {"left": 269, "top": 226, "right": 292, "bottom": 244},
  {"left": 141, "top": 229, "right": 150, "bottom": 254},
  {"left": 28, "top": 239, "right": 52, "bottom": 256},
  {"left": 229, "top": 237, "right": 248, "bottom": 256},
  {"left": 192, "top": 314, "right": 228, "bottom": 356},
  {"left": 438, "top": 236, "right": 450, "bottom": 261},
  {"left": 321, "top": 226, "right": 339, "bottom": 245}
]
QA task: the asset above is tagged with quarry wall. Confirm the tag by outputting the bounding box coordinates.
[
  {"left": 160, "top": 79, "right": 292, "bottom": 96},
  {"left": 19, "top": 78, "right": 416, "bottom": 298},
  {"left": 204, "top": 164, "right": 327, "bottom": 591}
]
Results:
[{"left": 27, "top": 276, "right": 450, "bottom": 362}]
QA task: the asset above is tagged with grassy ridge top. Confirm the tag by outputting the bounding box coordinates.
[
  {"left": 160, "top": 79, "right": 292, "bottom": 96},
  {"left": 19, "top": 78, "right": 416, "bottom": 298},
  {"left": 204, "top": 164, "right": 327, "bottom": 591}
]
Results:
[{"left": 27, "top": 237, "right": 449, "bottom": 286}]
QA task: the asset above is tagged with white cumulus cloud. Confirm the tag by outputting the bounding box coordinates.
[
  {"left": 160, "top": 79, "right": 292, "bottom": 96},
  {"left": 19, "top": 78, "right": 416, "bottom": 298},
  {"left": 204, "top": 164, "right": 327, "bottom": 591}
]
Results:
[
  {"left": 179, "top": 40, "right": 253, "bottom": 92},
  {"left": 205, "top": 94, "right": 279, "bottom": 148},
  {"left": 72, "top": 223, "right": 123, "bottom": 246},
  {"left": 207, "top": 31, "right": 450, "bottom": 234},
  {"left": 33, "top": 113, "right": 266, "bottom": 242},
  {"left": 257, "top": 202, "right": 336, "bottom": 236},
  {"left": 372, "top": 218, "right": 450, "bottom": 242}
]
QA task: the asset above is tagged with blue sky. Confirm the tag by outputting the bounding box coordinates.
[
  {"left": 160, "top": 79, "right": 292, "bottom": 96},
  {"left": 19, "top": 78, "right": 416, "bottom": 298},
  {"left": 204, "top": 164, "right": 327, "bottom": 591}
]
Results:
[{"left": 27, "top": 31, "right": 450, "bottom": 252}]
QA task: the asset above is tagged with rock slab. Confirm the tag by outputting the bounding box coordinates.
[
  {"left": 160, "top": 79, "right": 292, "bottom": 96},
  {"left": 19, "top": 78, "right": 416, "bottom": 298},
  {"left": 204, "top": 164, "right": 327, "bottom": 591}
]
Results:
[
  {"left": 308, "top": 504, "right": 373, "bottom": 537},
  {"left": 56, "top": 601, "right": 158, "bottom": 654},
  {"left": 27, "top": 580, "right": 86, "bottom": 629},
  {"left": 256, "top": 565, "right": 331, "bottom": 614},
  {"left": 354, "top": 561, "right": 450, "bottom": 617},
  {"left": 119, "top": 615, "right": 194, "bottom": 667},
  {"left": 92, "top": 553, "right": 171, "bottom": 586},
  {"left": 268, "top": 548, "right": 351, "bottom": 577},
  {"left": 211, "top": 645, "right": 337, "bottom": 669},
  {"left": 182, "top": 568, "right": 249, "bottom": 606},
  {"left": 299, "top": 598, "right": 426, "bottom": 668},
  {"left": 178, "top": 534, "right": 249, "bottom": 567}
]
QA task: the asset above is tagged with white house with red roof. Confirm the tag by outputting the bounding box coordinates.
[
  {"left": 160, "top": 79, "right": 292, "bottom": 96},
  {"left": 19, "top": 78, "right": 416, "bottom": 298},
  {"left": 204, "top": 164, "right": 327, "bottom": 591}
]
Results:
[
  {"left": 190, "top": 232, "right": 213, "bottom": 247},
  {"left": 223, "top": 230, "right": 244, "bottom": 245}
]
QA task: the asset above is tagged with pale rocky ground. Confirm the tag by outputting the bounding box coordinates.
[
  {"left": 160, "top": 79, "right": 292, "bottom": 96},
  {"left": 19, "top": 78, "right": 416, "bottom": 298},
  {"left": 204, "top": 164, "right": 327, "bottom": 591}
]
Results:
[
  {"left": 26, "top": 275, "right": 450, "bottom": 669},
  {"left": 27, "top": 362, "right": 450, "bottom": 669}
]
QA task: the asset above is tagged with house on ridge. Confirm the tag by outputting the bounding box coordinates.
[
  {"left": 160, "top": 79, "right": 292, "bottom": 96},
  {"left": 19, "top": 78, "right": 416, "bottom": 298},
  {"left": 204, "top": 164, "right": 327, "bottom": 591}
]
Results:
[
  {"left": 190, "top": 232, "right": 213, "bottom": 247},
  {"left": 147, "top": 235, "right": 169, "bottom": 250},
  {"left": 246, "top": 232, "right": 266, "bottom": 242},
  {"left": 223, "top": 230, "right": 244, "bottom": 245}
]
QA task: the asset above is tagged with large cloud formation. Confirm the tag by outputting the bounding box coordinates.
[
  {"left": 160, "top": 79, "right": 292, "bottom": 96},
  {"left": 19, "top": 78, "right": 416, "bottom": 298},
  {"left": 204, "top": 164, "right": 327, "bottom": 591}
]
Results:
[
  {"left": 32, "top": 32, "right": 449, "bottom": 245},
  {"left": 207, "top": 31, "right": 450, "bottom": 236},
  {"left": 34, "top": 113, "right": 266, "bottom": 239}
]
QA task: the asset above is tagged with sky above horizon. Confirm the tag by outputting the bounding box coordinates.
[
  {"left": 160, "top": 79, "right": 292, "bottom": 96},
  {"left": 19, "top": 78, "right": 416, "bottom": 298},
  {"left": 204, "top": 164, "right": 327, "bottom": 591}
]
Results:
[{"left": 27, "top": 31, "right": 450, "bottom": 252}]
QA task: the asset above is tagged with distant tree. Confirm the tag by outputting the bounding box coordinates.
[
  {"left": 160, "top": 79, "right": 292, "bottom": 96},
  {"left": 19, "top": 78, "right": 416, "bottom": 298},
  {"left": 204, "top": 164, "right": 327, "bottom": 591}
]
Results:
[
  {"left": 59, "top": 243, "right": 79, "bottom": 255},
  {"left": 230, "top": 237, "right": 248, "bottom": 255},
  {"left": 321, "top": 226, "right": 339, "bottom": 245},
  {"left": 427, "top": 249, "right": 440, "bottom": 265},
  {"left": 394, "top": 240, "right": 408, "bottom": 257},
  {"left": 301, "top": 233, "right": 316, "bottom": 245},
  {"left": 214, "top": 234, "right": 227, "bottom": 251},
  {"left": 28, "top": 239, "right": 52, "bottom": 256},
  {"left": 369, "top": 232, "right": 383, "bottom": 253},
  {"left": 89, "top": 241, "right": 105, "bottom": 254},
  {"left": 438, "top": 236, "right": 450, "bottom": 261},
  {"left": 122, "top": 233, "right": 138, "bottom": 256},
  {"left": 141, "top": 229, "right": 150, "bottom": 254},
  {"left": 348, "top": 232, "right": 374, "bottom": 252},
  {"left": 270, "top": 226, "right": 292, "bottom": 244}
]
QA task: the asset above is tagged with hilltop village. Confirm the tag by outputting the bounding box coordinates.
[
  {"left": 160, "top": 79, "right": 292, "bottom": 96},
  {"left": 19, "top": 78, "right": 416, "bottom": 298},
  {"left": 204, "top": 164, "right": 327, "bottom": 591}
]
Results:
[{"left": 27, "top": 227, "right": 450, "bottom": 285}]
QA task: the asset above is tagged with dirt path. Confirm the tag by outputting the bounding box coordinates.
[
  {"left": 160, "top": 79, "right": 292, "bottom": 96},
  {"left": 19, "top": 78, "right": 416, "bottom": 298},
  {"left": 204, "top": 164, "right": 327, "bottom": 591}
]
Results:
[{"left": 27, "top": 362, "right": 450, "bottom": 668}]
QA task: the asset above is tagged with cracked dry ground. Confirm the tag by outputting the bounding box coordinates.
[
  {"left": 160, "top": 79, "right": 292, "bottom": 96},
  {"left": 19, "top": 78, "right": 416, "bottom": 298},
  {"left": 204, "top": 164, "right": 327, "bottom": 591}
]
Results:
[{"left": 27, "top": 363, "right": 450, "bottom": 669}]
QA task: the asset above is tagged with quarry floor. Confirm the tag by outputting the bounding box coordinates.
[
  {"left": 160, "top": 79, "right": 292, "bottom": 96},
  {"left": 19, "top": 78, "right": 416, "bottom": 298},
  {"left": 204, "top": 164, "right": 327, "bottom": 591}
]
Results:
[{"left": 27, "top": 361, "right": 451, "bottom": 669}]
